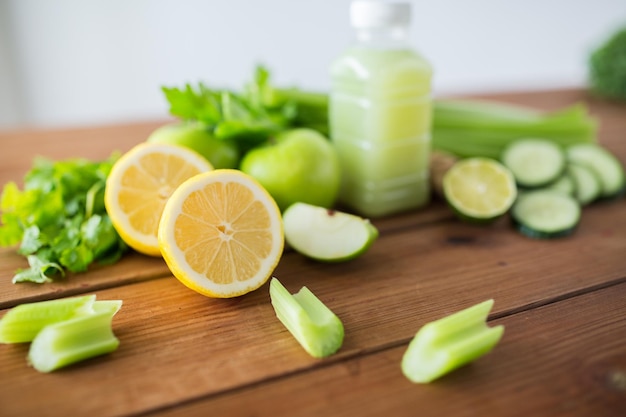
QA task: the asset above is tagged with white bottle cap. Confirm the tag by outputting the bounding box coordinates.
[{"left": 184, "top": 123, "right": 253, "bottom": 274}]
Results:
[{"left": 350, "top": 1, "right": 411, "bottom": 28}]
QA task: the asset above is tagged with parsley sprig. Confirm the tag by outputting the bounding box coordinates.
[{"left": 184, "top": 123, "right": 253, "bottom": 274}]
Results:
[{"left": 0, "top": 155, "right": 128, "bottom": 283}]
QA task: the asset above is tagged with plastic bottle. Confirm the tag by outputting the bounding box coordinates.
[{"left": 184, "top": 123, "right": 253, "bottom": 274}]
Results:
[{"left": 329, "top": 0, "right": 433, "bottom": 218}]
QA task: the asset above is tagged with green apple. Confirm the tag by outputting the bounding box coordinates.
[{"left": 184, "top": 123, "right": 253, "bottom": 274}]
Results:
[
  {"left": 282, "top": 202, "right": 378, "bottom": 262},
  {"left": 147, "top": 121, "right": 240, "bottom": 169},
  {"left": 239, "top": 128, "right": 341, "bottom": 211}
]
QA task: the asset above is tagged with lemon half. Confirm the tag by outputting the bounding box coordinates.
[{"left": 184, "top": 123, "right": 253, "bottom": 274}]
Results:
[
  {"left": 158, "top": 169, "right": 284, "bottom": 298},
  {"left": 105, "top": 142, "right": 213, "bottom": 256}
]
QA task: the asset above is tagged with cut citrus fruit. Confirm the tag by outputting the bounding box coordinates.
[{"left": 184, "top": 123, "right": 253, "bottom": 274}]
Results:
[
  {"left": 105, "top": 142, "right": 213, "bottom": 256},
  {"left": 443, "top": 157, "right": 517, "bottom": 222},
  {"left": 158, "top": 169, "right": 284, "bottom": 298}
]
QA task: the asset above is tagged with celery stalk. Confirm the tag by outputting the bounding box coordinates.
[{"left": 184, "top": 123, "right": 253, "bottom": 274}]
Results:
[
  {"left": 0, "top": 295, "right": 97, "bottom": 343},
  {"left": 269, "top": 278, "right": 344, "bottom": 358},
  {"left": 271, "top": 88, "right": 330, "bottom": 136},
  {"left": 401, "top": 299, "right": 504, "bottom": 383},
  {"left": 27, "top": 300, "right": 122, "bottom": 373},
  {"left": 261, "top": 81, "right": 598, "bottom": 159},
  {"left": 432, "top": 101, "right": 597, "bottom": 158}
]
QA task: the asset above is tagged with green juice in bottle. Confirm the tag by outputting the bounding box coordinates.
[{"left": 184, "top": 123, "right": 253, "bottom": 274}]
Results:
[{"left": 329, "top": 1, "right": 433, "bottom": 218}]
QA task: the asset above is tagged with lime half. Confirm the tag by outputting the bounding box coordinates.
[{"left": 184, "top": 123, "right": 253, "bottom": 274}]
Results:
[{"left": 443, "top": 157, "right": 517, "bottom": 222}]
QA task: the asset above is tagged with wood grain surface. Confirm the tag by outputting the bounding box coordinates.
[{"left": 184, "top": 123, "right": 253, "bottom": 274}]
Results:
[{"left": 0, "top": 89, "right": 624, "bottom": 417}]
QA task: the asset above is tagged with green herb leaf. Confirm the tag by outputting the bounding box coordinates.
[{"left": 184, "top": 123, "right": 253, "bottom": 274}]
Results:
[
  {"left": 160, "top": 66, "right": 302, "bottom": 153},
  {"left": 81, "top": 214, "right": 119, "bottom": 258},
  {"left": 19, "top": 225, "right": 44, "bottom": 255},
  {"left": 60, "top": 244, "right": 94, "bottom": 273},
  {"left": 12, "top": 255, "right": 64, "bottom": 284},
  {"left": 1, "top": 154, "right": 128, "bottom": 284}
]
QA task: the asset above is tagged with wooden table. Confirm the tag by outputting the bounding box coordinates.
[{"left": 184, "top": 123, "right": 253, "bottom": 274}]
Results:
[{"left": 0, "top": 89, "right": 624, "bottom": 417}]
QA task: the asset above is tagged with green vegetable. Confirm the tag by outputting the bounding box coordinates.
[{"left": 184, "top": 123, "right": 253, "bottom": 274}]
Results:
[
  {"left": 0, "top": 155, "right": 128, "bottom": 283},
  {"left": 511, "top": 190, "right": 581, "bottom": 239},
  {"left": 401, "top": 299, "right": 504, "bottom": 383},
  {"left": 162, "top": 66, "right": 292, "bottom": 153},
  {"left": 589, "top": 26, "right": 626, "bottom": 101},
  {"left": 27, "top": 299, "right": 122, "bottom": 372},
  {"left": 566, "top": 143, "right": 625, "bottom": 199},
  {"left": 269, "top": 277, "right": 344, "bottom": 358},
  {"left": 501, "top": 138, "right": 566, "bottom": 188},
  {"left": 0, "top": 295, "right": 97, "bottom": 343},
  {"left": 267, "top": 87, "right": 330, "bottom": 136},
  {"left": 567, "top": 163, "right": 601, "bottom": 205},
  {"left": 431, "top": 100, "right": 597, "bottom": 159},
  {"left": 0, "top": 295, "right": 122, "bottom": 372},
  {"left": 543, "top": 173, "right": 576, "bottom": 197},
  {"left": 161, "top": 66, "right": 331, "bottom": 153}
]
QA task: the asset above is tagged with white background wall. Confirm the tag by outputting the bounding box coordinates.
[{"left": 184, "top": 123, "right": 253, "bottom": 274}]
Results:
[{"left": 0, "top": 0, "right": 625, "bottom": 130}]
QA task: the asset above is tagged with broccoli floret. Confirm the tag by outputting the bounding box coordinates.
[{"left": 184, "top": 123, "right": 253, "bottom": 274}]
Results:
[{"left": 589, "top": 26, "right": 626, "bottom": 101}]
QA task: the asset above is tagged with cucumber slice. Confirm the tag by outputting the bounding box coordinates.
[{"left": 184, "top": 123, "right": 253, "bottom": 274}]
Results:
[
  {"left": 567, "top": 163, "right": 601, "bottom": 205},
  {"left": 501, "top": 138, "right": 566, "bottom": 188},
  {"left": 566, "top": 143, "right": 625, "bottom": 198},
  {"left": 544, "top": 174, "right": 575, "bottom": 197},
  {"left": 511, "top": 190, "right": 581, "bottom": 239},
  {"left": 282, "top": 202, "right": 378, "bottom": 262}
]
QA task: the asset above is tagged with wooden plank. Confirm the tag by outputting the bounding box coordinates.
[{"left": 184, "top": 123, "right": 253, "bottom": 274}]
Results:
[
  {"left": 149, "top": 283, "right": 626, "bottom": 417},
  {"left": 0, "top": 249, "right": 171, "bottom": 309},
  {"left": 0, "top": 196, "right": 623, "bottom": 417}
]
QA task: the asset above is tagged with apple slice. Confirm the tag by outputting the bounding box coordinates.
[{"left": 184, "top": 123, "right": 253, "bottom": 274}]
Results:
[{"left": 282, "top": 202, "right": 378, "bottom": 262}]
